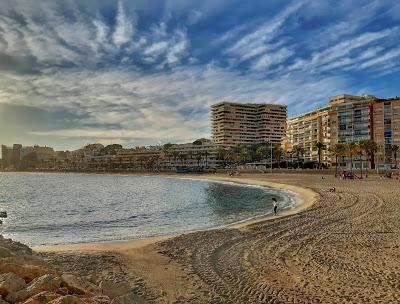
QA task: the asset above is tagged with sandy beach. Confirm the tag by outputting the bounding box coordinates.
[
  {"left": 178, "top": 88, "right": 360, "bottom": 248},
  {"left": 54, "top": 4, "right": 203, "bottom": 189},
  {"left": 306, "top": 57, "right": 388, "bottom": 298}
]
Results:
[{"left": 35, "top": 173, "right": 400, "bottom": 303}]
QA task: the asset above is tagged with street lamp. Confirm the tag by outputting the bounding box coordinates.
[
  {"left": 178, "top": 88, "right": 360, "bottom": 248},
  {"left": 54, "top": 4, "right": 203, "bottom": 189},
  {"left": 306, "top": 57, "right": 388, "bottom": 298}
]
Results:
[{"left": 269, "top": 141, "right": 273, "bottom": 173}]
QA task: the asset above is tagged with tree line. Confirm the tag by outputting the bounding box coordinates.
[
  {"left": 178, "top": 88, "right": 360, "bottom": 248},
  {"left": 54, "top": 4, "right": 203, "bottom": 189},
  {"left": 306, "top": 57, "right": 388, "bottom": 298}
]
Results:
[{"left": 214, "top": 139, "right": 399, "bottom": 172}]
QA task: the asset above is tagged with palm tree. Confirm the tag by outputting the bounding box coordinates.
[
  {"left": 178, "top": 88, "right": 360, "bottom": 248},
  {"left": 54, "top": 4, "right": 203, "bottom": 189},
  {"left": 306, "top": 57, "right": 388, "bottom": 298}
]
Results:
[
  {"left": 186, "top": 151, "right": 194, "bottom": 167},
  {"left": 274, "top": 147, "right": 284, "bottom": 168},
  {"left": 178, "top": 153, "right": 188, "bottom": 166},
  {"left": 391, "top": 145, "right": 399, "bottom": 168},
  {"left": 355, "top": 141, "right": 365, "bottom": 178},
  {"left": 203, "top": 151, "right": 209, "bottom": 168},
  {"left": 256, "top": 146, "right": 268, "bottom": 161},
  {"left": 162, "top": 143, "right": 173, "bottom": 168},
  {"left": 313, "top": 142, "right": 326, "bottom": 169},
  {"left": 344, "top": 142, "right": 357, "bottom": 172},
  {"left": 237, "top": 148, "right": 251, "bottom": 164},
  {"left": 358, "top": 139, "right": 378, "bottom": 170},
  {"left": 292, "top": 145, "right": 305, "bottom": 168},
  {"left": 195, "top": 153, "right": 203, "bottom": 167},
  {"left": 172, "top": 151, "right": 180, "bottom": 164},
  {"left": 329, "top": 143, "right": 345, "bottom": 176}
]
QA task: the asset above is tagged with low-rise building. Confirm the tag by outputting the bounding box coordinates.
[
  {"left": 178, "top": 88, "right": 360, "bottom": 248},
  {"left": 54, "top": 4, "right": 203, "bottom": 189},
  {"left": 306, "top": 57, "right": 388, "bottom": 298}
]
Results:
[{"left": 163, "top": 138, "right": 221, "bottom": 169}]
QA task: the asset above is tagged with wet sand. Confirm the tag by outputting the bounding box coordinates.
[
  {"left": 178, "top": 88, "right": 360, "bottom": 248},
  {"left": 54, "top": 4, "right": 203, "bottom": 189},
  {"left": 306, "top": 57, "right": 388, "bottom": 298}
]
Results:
[{"left": 36, "top": 173, "right": 400, "bottom": 303}]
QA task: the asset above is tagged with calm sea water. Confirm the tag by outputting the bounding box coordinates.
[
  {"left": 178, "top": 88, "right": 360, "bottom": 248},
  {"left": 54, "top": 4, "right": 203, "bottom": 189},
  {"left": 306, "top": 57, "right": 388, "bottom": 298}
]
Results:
[{"left": 0, "top": 173, "right": 298, "bottom": 246}]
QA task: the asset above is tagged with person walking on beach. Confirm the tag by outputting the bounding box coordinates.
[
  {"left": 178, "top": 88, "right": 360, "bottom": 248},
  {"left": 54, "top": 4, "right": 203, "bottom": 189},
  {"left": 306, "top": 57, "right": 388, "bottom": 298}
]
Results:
[{"left": 272, "top": 198, "right": 278, "bottom": 215}]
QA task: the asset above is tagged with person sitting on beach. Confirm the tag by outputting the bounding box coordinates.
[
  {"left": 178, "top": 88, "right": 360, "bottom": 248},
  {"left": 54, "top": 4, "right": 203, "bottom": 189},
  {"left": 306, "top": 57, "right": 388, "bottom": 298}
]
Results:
[
  {"left": 329, "top": 186, "right": 336, "bottom": 192},
  {"left": 272, "top": 197, "right": 278, "bottom": 215}
]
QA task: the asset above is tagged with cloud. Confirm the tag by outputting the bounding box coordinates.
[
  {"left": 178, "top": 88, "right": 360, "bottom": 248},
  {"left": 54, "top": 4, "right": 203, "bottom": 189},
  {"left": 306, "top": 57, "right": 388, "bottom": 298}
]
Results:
[
  {"left": 112, "top": 1, "right": 135, "bottom": 46},
  {"left": 1, "top": 0, "right": 400, "bottom": 151},
  {"left": 224, "top": 1, "right": 304, "bottom": 65},
  {"left": 251, "top": 48, "right": 294, "bottom": 71}
]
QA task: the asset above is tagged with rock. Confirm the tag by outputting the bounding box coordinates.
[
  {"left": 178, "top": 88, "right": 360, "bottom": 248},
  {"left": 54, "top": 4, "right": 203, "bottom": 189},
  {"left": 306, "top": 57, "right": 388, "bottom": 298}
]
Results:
[
  {"left": 99, "top": 280, "right": 131, "bottom": 299},
  {"left": 57, "top": 287, "right": 69, "bottom": 296},
  {"left": 110, "top": 294, "right": 136, "bottom": 304},
  {"left": 47, "top": 295, "right": 85, "bottom": 304},
  {"left": 23, "top": 291, "right": 61, "bottom": 304},
  {"left": 0, "top": 272, "right": 26, "bottom": 296},
  {"left": 0, "top": 236, "right": 32, "bottom": 255},
  {"left": 0, "top": 247, "right": 14, "bottom": 258},
  {"left": 0, "top": 261, "right": 58, "bottom": 283},
  {"left": 6, "top": 289, "right": 30, "bottom": 303},
  {"left": 61, "top": 274, "right": 100, "bottom": 296},
  {"left": 26, "top": 274, "right": 63, "bottom": 295},
  {"left": 83, "top": 295, "right": 111, "bottom": 304},
  {"left": 6, "top": 274, "right": 62, "bottom": 303}
]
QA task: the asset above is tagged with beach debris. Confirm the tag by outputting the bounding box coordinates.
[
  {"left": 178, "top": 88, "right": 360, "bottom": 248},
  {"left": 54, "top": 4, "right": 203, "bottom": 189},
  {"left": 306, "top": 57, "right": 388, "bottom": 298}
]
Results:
[{"left": 0, "top": 212, "right": 7, "bottom": 218}]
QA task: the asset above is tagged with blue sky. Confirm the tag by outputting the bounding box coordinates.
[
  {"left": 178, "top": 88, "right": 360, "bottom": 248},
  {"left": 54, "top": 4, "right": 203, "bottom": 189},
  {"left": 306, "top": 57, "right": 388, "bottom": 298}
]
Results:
[{"left": 0, "top": 0, "right": 399, "bottom": 151}]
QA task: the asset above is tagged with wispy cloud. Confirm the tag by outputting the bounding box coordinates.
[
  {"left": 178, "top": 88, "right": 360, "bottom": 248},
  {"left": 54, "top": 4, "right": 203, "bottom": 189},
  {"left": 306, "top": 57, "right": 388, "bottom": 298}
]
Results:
[
  {"left": 0, "top": 0, "right": 400, "bottom": 150},
  {"left": 112, "top": 1, "right": 135, "bottom": 46}
]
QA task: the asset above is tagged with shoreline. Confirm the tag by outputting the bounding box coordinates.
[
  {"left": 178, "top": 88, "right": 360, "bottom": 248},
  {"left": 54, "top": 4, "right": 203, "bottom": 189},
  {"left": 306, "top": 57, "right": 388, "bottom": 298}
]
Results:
[{"left": 34, "top": 174, "right": 318, "bottom": 253}]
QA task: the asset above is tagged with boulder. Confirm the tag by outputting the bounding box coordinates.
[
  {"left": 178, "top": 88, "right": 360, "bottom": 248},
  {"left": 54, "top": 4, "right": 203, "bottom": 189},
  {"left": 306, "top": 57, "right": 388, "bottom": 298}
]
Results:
[
  {"left": 0, "top": 261, "right": 58, "bottom": 283},
  {"left": 99, "top": 280, "right": 131, "bottom": 299},
  {"left": 61, "top": 274, "right": 100, "bottom": 296},
  {"left": 82, "top": 296, "right": 111, "bottom": 304},
  {"left": 0, "top": 272, "right": 26, "bottom": 296},
  {"left": 6, "top": 289, "right": 30, "bottom": 303},
  {"left": 26, "top": 274, "right": 63, "bottom": 295},
  {"left": 23, "top": 291, "right": 61, "bottom": 304},
  {"left": 6, "top": 274, "right": 62, "bottom": 303},
  {"left": 110, "top": 294, "right": 136, "bottom": 304},
  {"left": 47, "top": 295, "right": 85, "bottom": 304}
]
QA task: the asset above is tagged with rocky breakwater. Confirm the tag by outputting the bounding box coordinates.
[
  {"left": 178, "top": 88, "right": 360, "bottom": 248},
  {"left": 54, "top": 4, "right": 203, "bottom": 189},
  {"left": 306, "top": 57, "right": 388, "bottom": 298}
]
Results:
[{"left": 0, "top": 236, "right": 135, "bottom": 304}]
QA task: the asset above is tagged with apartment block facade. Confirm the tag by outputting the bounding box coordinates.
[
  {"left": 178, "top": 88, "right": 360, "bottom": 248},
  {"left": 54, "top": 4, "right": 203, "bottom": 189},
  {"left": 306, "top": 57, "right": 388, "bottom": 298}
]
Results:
[
  {"left": 329, "top": 94, "right": 375, "bottom": 145},
  {"left": 328, "top": 94, "right": 400, "bottom": 169},
  {"left": 372, "top": 97, "right": 400, "bottom": 167},
  {"left": 286, "top": 106, "right": 330, "bottom": 164},
  {"left": 211, "top": 102, "right": 287, "bottom": 147}
]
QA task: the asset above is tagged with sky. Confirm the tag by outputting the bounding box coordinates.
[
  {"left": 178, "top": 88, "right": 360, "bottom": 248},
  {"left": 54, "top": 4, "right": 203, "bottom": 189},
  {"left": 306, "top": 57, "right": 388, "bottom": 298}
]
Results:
[{"left": 0, "top": 0, "right": 400, "bottom": 151}]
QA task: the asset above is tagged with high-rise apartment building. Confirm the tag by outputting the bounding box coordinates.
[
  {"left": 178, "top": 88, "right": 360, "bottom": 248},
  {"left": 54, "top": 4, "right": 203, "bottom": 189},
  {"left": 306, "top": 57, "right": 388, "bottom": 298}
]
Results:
[
  {"left": 286, "top": 106, "right": 330, "bottom": 164},
  {"left": 329, "top": 94, "right": 375, "bottom": 145},
  {"left": 211, "top": 102, "right": 287, "bottom": 147},
  {"left": 372, "top": 97, "right": 400, "bottom": 167},
  {"left": 328, "top": 94, "right": 400, "bottom": 169}
]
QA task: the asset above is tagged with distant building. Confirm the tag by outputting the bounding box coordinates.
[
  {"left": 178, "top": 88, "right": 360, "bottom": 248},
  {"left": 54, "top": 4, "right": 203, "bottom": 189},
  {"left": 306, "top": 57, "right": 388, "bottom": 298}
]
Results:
[
  {"left": 163, "top": 138, "right": 221, "bottom": 169},
  {"left": 211, "top": 102, "right": 287, "bottom": 147},
  {"left": 286, "top": 106, "right": 330, "bottom": 164},
  {"left": 1, "top": 144, "right": 56, "bottom": 170},
  {"left": 12, "top": 144, "right": 22, "bottom": 169},
  {"left": 1, "top": 145, "right": 12, "bottom": 169}
]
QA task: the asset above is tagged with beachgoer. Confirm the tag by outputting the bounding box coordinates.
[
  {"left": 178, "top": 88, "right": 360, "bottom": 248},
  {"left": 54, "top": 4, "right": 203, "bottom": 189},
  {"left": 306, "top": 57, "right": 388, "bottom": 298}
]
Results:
[{"left": 272, "top": 198, "right": 277, "bottom": 215}]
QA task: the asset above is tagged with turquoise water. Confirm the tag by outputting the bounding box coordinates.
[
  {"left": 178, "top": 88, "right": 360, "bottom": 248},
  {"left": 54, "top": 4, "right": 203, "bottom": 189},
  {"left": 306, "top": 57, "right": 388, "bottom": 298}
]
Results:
[{"left": 0, "top": 173, "right": 298, "bottom": 246}]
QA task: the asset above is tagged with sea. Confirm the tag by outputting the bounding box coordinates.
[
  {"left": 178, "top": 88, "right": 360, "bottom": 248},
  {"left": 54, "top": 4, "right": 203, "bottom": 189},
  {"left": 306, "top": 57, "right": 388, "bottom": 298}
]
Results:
[{"left": 0, "top": 172, "right": 299, "bottom": 246}]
